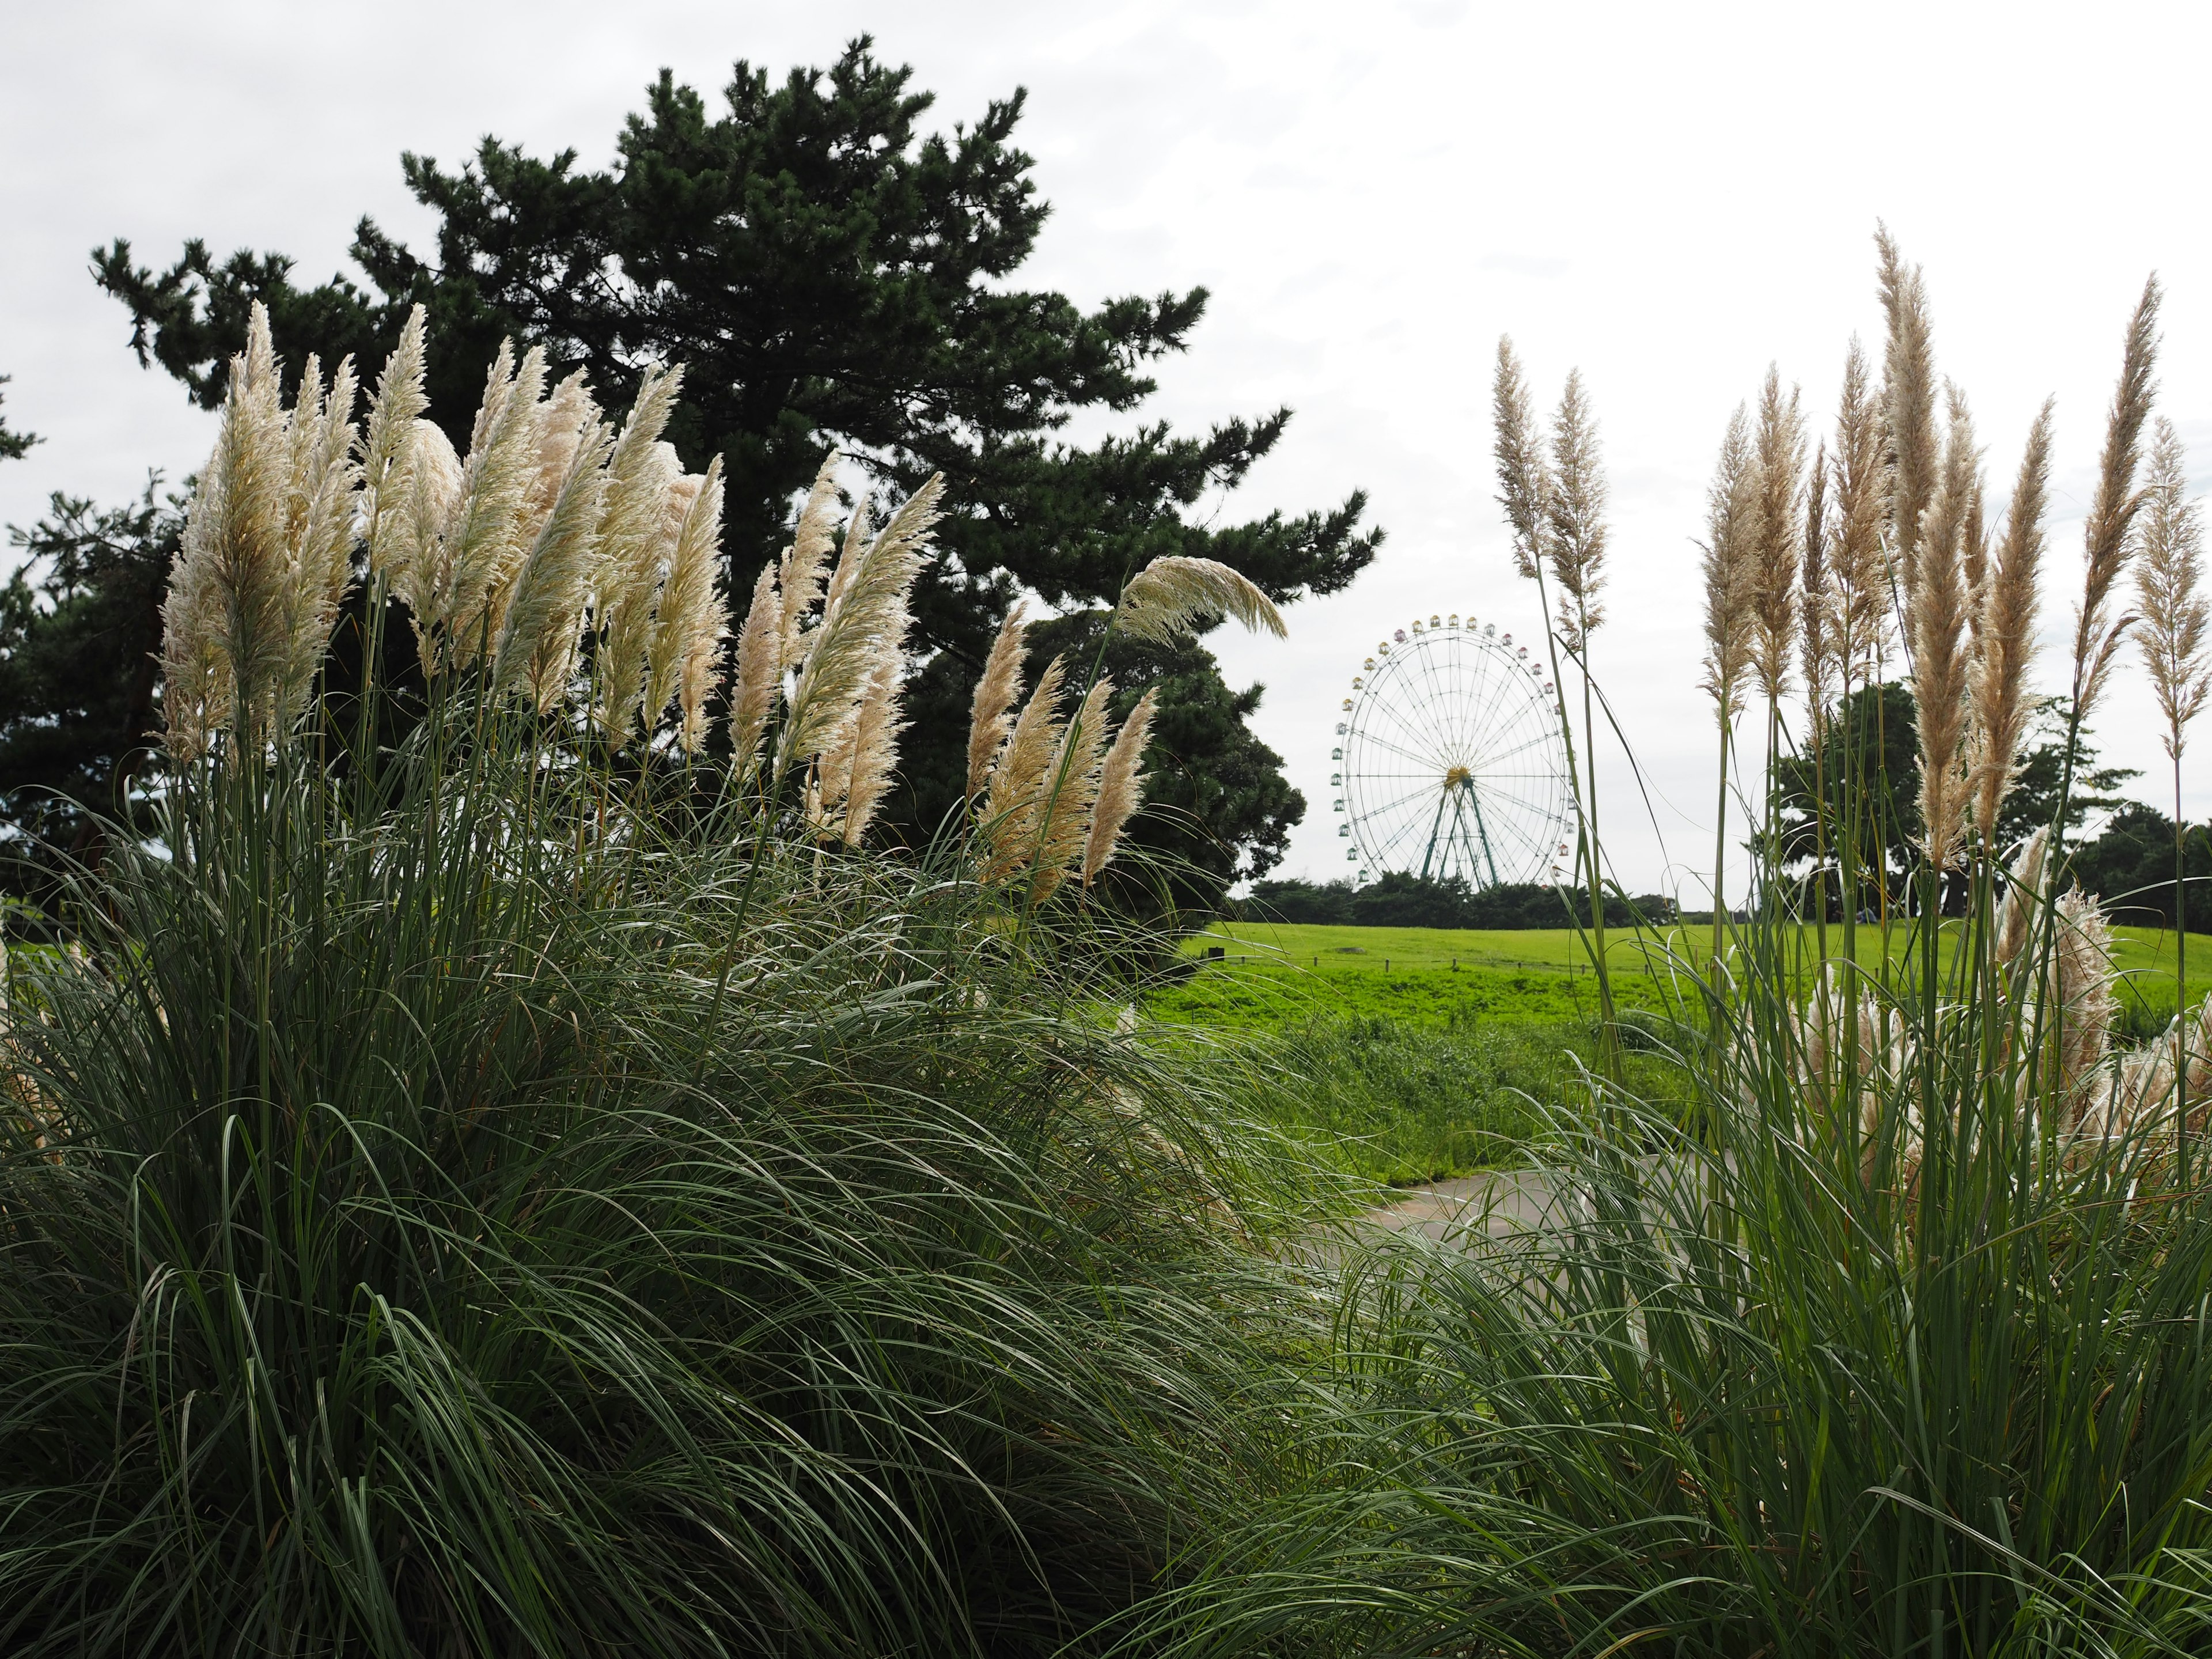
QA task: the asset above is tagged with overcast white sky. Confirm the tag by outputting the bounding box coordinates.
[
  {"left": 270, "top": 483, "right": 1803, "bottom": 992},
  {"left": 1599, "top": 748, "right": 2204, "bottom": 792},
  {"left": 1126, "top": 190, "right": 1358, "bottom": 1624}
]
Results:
[{"left": 5, "top": 0, "right": 2210, "bottom": 895}]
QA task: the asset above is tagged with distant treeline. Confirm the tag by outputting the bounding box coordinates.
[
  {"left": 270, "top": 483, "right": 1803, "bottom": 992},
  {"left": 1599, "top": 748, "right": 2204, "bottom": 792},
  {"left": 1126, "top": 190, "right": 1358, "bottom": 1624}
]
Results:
[{"left": 1237, "top": 872, "right": 1676, "bottom": 930}]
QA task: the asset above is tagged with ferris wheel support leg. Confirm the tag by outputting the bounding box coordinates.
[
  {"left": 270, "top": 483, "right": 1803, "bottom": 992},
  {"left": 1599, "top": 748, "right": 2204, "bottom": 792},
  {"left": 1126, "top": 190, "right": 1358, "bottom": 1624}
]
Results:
[
  {"left": 1463, "top": 781, "right": 1503, "bottom": 889},
  {"left": 1418, "top": 788, "right": 1453, "bottom": 882}
]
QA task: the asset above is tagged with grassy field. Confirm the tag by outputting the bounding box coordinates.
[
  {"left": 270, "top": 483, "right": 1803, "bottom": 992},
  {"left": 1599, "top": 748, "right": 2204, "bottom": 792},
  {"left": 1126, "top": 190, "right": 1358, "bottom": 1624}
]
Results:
[
  {"left": 1149, "top": 918, "right": 2212, "bottom": 1185},
  {"left": 1154, "top": 918, "right": 2212, "bottom": 1032}
]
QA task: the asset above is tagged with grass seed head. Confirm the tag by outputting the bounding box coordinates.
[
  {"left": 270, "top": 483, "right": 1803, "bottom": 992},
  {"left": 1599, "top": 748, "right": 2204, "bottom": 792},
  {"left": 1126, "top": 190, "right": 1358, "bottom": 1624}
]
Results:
[
  {"left": 967, "top": 602, "right": 1031, "bottom": 799},
  {"left": 1112, "top": 555, "right": 1286, "bottom": 645},
  {"left": 2135, "top": 415, "right": 2209, "bottom": 761},
  {"left": 1968, "top": 402, "right": 2053, "bottom": 842},
  {"left": 2071, "top": 275, "right": 2162, "bottom": 720}
]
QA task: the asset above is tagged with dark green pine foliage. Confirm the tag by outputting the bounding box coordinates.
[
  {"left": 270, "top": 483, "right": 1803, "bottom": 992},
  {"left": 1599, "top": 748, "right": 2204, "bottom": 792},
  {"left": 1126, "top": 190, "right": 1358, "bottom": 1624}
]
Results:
[
  {"left": 0, "top": 484, "right": 176, "bottom": 896},
  {"left": 90, "top": 37, "right": 1380, "bottom": 895},
  {"left": 0, "top": 377, "right": 37, "bottom": 461}
]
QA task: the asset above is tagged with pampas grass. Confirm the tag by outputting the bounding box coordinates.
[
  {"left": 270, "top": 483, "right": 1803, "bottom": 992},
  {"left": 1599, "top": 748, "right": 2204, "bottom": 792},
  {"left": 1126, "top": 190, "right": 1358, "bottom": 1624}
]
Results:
[
  {"left": 1084, "top": 687, "right": 1157, "bottom": 888},
  {"left": 493, "top": 414, "right": 612, "bottom": 709},
  {"left": 1491, "top": 338, "right": 1550, "bottom": 581},
  {"left": 2071, "top": 275, "right": 2162, "bottom": 722},
  {"left": 1908, "top": 389, "right": 1980, "bottom": 869},
  {"left": 646, "top": 458, "right": 729, "bottom": 752},
  {"left": 967, "top": 602, "right": 1031, "bottom": 798},
  {"left": 727, "top": 564, "right": 781, "bottom": 778},
  {"left": 1827, "top": 338, "right": 1890, "bottom": 692},
  {"left": 1749, "top": 366, "right": 1805, "bottom": 709},
  {"left": 1800, "top": 440, "right": 1831, "bottom": 724},
  {"left": 1544, "top": 369, "right": 1607, "bottom": 652},
  {"left": 1111, "top": 556, "right": 1285, "bottom": 644},
  {"left": 590, "top": 368, "right": 684, "bottom": 743},
  {"left": 359, "top": 304, "right": 427, "bottom": 573},
  {"left": 2137, "top": 415, "right": 2209, "bottom": 762},
  {"left": 1967, "top": 401, "right": 2053, "bottom": 842},
  {"left": 1877, "top": 224, "right": 1938, "bottom": 598}
]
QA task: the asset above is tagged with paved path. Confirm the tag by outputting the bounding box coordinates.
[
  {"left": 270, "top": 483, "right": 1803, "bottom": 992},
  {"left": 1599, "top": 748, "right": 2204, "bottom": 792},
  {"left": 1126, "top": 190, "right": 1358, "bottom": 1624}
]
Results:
[{"left": 1357, "top": 1168, "right": 1572, "bottom": 1244}]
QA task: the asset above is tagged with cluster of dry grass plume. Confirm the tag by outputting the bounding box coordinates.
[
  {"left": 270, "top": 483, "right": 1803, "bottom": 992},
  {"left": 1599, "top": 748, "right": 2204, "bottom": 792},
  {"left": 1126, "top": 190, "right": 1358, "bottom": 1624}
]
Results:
[
  {"left": 158, "top": 313, "right": 1301, "bottom": 893},
  {"left": 166, "top": 303, "right": 732, "bottom": 758}
]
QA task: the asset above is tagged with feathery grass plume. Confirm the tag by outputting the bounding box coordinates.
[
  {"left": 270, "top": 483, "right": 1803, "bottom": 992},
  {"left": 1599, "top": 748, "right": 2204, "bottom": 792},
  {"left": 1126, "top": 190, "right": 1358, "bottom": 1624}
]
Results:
[
  {"left": 637, "top": 465, "right": 709, "bottom": 727},
  {"left": 160, "top": 302, "right": 291, "bottom": 752},
  {"left": 1084, "top": 687, "right": 1157, "bottom": 888},
  {"left": 1491, "top": 337, "right": 1551, "bottom": 579},
  {"left": 1960, "top": 478, "right": 1988, "bottom": 655},
  {"left": 493, "top": 415, "right": 613, "bottom": 709},
  {"left": 359, "top": 304, "right": 427, "bottom": 574},
  {"left": 1111, "top": 556, "right": 1286, "bottom": 645},
  {"left": 1876, "top": 224, "right": 1938, "bottom": 600},
  {"left": 1828, "top": 338, "right": 1891, "bottom": 689},
  {"left": 1027, "top": 676, "right": 1115, "bottom": 902},
  {"left": 2071, "top": 275, "right": 2162, "bottom": 721},
  {"left": 838, "top": 641, "right": 909, "bottom": 847},
  {"left": 1699, "top": 405, "right": 1759, "bottom": 715},
  {"left": 1968, "top": 402, "right": 2054, "bottom": 842},
  {"left": 410, "top": 340, "right": 547, "bottom": 671},
  {"left": 1749, "top": 366, "right": 1806, "bottom": 706},
  {"left": 504, "top": 370, "right": 595, "bottom": 548},
  {"left": 979, "top": 654, "right": 1069, "bottom": 882},
  {"left": 1910, "top": 389, "right": 1982, "bottom": 869},
  {"left": 274, "top": 351, "right": 363, "bottom": 725},
  {"left": 2056, "top": 884, "right": 2119, "bottom": 1104},
  {"left": 592, "top": 369, "right": 685, "bottom": 743},
  {"left": 1544, "top": 369, "right": 1607, "bottom": 650},
  {"left": 2136, "top": 416, "right": 2209, "bottom": 760},
  {"left": 1800, "top": 440, "right": 1831, "bottom": 721},
  {"left": 777, "top": 476, "right": 943, "bottom": 783},
  {"left": 779, "top": 453, "right": 844, "bottom": 669},
  {"left": 662, "top": 461, "right": 730, "bottom": 754},
  {"left": 726, "top": 563, "right": 782, "bottom": 779},
  {"left": 1995, "top": 825, "right": 2050, "bottom": 972},
  {"left": 391, "top": 420, "right": 463, "bottom": 632},
  {"left": 967, "top": 601, "right": 1031, "bottom": 798}
]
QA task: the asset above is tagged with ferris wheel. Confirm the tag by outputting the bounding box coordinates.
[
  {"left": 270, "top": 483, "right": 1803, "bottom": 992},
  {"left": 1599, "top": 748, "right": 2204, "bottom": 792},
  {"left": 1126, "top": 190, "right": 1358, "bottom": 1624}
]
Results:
[{"left": 1332, "top": 613, "right": 1575, "bottom": 889}]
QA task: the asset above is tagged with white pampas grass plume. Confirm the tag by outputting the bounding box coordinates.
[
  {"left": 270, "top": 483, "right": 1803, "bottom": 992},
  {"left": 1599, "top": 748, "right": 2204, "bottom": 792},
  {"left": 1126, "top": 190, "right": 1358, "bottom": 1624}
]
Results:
[
  {"left": 2071, "top": 276, "right": 2162, "bottom": 722},
  {"left": 162, "top": 301, "right": 289, "bottom": 751},
  {"left": 654, "top": 461, "right": 729, "bottom": 754},
  {"left": 1828, "top": 338, "right": 1891, "bottom": 688},
  {"left": 1084, "top": 687, "right": 1157, "bottom": 888},
  {"left": 779, "top": 454, "right": 843, "bottom": 671},
  {"left": 592, "top": 369, "right": 684, "bottom": 740},
  {"left": 1800, "top": 441, "right": 1831, "bottom": 723},
  {"left": 979, "top": 654, "right": 1069, "bottom": 883},
  {"left": 421, "top": 340, "right": 547, "bottom": 671},
  {"left": 2136, "top": 416, "right": 2209, "bottom": 762},
  {"left": 361, "top": 305, "right": 427, "bottom": 578},
  {"left": 391, "top": 420, "right": 463, "bottom": 646},
  {"left": 967, "top": 603, "right": 1031, "bottom": 798},
  {"left": 1699, "top": 404, "right": 1759, "bottom": 716},
  {"left": 1968, "top": 402, "right": 2053, "bottom": 842},
  {"left": 494, "top": 415, "right": 612, "bottom": 709},
  {"left": 1910, "top": 389, "right": 1982, "bottom": 870},
  {"left": 1492, "top": 337, "right": 1551, "bottom": 581},
  {"left": 727, "top": 562, "right": 781, "bottom": 780},
  {"left": 776, "top": 475, "right": 941, "bottom": 782},
  {"left": 1545, "top": 368, "right": 1607, "bottom": 652},
  {"left": 274, "top": 351, "right": 362, "bottom": 725},
  {"left": 838, "top": 638, "right": 908, "bottom": 846},
  {"left": 1877, "top": 224, "right": 1939, "bottom": 599},
  {"left": 1995, "top": 826, "right": 2050, "bottom": 973},
  {"left": 2056, "top": 884, "right": 2119, "bottom": 1105},
  {"left": 1112, "top": 556, "right": 1286, "bottom": 645},
  {"left": 1750, "top": 365, "right": 1806, "bottom": 706},
  {"left": 1028, "top": 676, "right": 1114, "bottom": 901}
]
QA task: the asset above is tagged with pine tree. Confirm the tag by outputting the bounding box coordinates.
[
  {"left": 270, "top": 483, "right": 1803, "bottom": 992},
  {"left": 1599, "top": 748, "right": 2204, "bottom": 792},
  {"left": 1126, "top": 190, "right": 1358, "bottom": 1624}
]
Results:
[{"left": 90, "top": 39, "right": 1380, "bottom": 895}]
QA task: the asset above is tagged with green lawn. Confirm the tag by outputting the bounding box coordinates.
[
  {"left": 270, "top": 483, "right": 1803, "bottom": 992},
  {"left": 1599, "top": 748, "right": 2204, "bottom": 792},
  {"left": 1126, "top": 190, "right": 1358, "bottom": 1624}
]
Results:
[{"left": 1154, "top": 919, "right": 2212, "bottom": 1032}]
